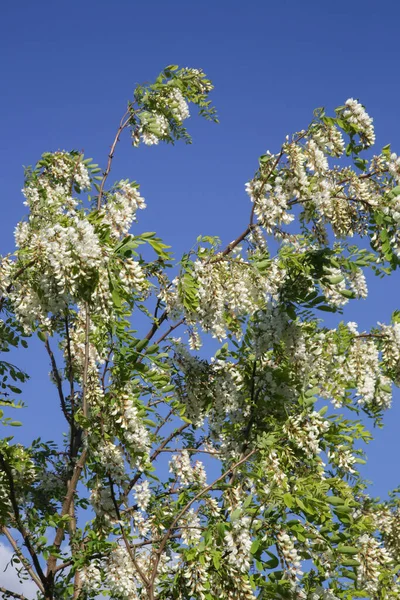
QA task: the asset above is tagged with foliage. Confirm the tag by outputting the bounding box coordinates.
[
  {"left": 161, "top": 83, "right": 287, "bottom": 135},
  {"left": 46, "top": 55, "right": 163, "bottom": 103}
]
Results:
[{"left": 0, "top": 68, "right": 400, "bottom": 600}]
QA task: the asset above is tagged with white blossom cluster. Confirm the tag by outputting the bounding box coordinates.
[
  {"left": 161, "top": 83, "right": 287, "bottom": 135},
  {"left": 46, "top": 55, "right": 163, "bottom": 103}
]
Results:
[
  {"left": 284, "top": 411, "right": 330, "bottom": 458},
  {"left": 389, "top": 152, "right": 400, "bottom": 183},
  {"left": 312, "top": 125, "right": 345, "bottom": 157},
  {"left": 133, "top": 479, "right": 151, "bottom": 511},
  {"left": 110, "top": 392, "right": 151, "bottom": 463},
  {"left": 96, "top": 441, "right": 126, "bottom": 483},
  {"left": 182, "top": 559, "right": 209, "bottom": 600},
  {"left": 224, "top": 514, "right": 252, "bottom": 572},
  {"left": 90, "top": 485, "right": 116, "bottom": 523},
  {"left": 342, "top": 98, "right": 375, "bottom": 146},
  {"left": 104, "top": 545, "right": 140, "bottom": 599},
  {"left": 81, "top": 562, "right": 103, "bottom": 595},
  {"left": 101, "top": 180, "right": 146, "bottom": 238},
  {"left": 179, "top": 508, "right": 202, "bottom": 545},
  {"left": 5, "top": 153, "right": 148, "bottom": 334},
  {"left": 245, "top": 177, "right": 295, "bottom": 232},
  {"left": 277, "top": 529, "right": 303, "bottom": 583},
  {"left": 169, "top": 450, "right": 207, "bottom": 486},
  {"left": 327, "top": 444, "right": 357, "bottom": 474},
  {"left": 193, "top": 256, "right": 286, "bottom": 340},
  {"left": 356, "top": 533, "right": 392, "bottom": 595},
  {"left": 168, "top": 87, "right": 190, "bottom": 122}
]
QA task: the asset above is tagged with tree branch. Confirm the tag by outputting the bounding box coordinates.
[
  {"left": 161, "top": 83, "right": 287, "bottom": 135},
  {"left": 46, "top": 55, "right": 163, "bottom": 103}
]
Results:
[
  {"left": 0, "top": 586, "right": 29, "bottom": 600},
  {"left": 97, "top": 110, "right": 132, "bottom": 210},
  {"left": 1, "top": 527, "right": 45, "bottom": 594},
  {"left": 44, "top": 336, "right": 71, "bottom": 425},
  {"left": 0, "top": 455, "right": 47, "bottom": 592}
]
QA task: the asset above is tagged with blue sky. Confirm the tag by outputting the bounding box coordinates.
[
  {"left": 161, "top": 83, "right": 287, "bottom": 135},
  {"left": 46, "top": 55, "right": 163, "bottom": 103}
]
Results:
[{"left": 1, "top": 0, "right": 400, "bottom": 501}]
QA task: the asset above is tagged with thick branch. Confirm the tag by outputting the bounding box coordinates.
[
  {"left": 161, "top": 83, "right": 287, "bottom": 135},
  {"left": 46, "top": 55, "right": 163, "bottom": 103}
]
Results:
[{"left": 46, "top": 448, "right": 87, "bottom": 580}]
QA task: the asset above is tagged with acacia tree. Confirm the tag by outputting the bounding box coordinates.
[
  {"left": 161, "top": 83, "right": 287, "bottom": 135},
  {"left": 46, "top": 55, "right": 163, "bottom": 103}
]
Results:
[{"left": 1, "top": 65, "right": 400, "bottom": 600}]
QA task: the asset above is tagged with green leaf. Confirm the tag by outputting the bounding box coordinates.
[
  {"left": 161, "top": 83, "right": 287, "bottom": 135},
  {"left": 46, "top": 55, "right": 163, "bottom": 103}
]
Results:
[
  {"left": 337, "top": 545, "right": 359, "bottom": 555},
  {"left": 283, "top": 493, "right": 294, "bottom": 509}
]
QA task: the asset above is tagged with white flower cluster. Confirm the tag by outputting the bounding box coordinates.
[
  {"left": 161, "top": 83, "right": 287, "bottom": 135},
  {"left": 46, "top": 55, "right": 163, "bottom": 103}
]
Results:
[
  {"left": 263, "top": 450, "right": 287, "bottom": 490},
  {"left": 168, "top": 87, "right": 190, "bottom": 121},
  {"left": 277, "top": 529, "right": 303, "bottom": 583},
  {"left": 193, "top": 256, "right": 285, "bottom": 340},
  {"left": 169, "top": 450, "right": 207, "bottom": 487},
  {"left": 380, "top": 322, "right": 400, "bottom": 384},
  {"left": 111, "top": 392, "right": 151, "bottom": 463},
  {"left": 183, "top": 559, "right": 209, "bottom": 600},
  {"left": 90, "top": 485, "right": 116, "bottom": 522},
  {"left": 224, "top": 515, "right": 252, "bottom": 572},
  {"left": 305, "top": 139, "right": 329, "bottom": 174},
  {"left": 133, "top": 479, "right": 151, "bottom": 511},
  {"left": 343, "top": 98, "right": 375, "bottom": 146},
  {"left": 96, "top": 441, "right": 126, "bottom": 483},
  {"left": 327, "top": 444, "right": 356, "bottom": 474},
  {"left": 104, "top": 545, "right": 140, "bottom": 599},
  {"left": 356, "top": 533, "right": 392, "bottom": 595},
  {"left": 388, "top": 152, "right": 400, "bottom": 184},
  {"left": 312, "top": 125, "right": 345, "bottom": 157},
  {"left": 140, "top": 112, "right": 169, "bottom": 145},
  {"left": 310, "top": 587, "right": 339, "bottom": 600},
  {"left": 245, "top": 177, "right": 294, "bottom": 232},
  {"left": 179, "top": 508, "right": 202, "bottom": 545},
  {"left": 284, "top": 411, "right": 329, "bottom": 458},
  {"left": 81, "top": 562, "right": 102, "bottom": 595},
  {"left": 101, "top": 180, "right": 146, "bottom": 238}
]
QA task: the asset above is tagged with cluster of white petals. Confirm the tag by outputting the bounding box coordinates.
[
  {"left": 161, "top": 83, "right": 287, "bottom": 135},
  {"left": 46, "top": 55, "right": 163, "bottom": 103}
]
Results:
[
  {"left": 224, "top": 515, "right": 252, "bottom": 572},
  {"left": 101, "top": 180, "right": 146, "bottom": 238},
  {"left": 343, "top": 98, "right": 375, "bottom": 146}
]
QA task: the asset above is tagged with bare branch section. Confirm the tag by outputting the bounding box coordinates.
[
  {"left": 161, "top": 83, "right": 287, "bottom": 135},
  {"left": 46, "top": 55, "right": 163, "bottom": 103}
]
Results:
[
  {"left": 97, "top": 110, "right": 132, "bottom": 210},
  {"left": 44, "top": 336, "right": 71, "bottom": 425},
  {"left": 0, "top": 587, "right": 29, "bottom": 600}
]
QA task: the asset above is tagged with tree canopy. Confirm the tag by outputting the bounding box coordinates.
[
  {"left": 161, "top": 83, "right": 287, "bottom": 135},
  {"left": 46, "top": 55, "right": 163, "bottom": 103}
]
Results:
[{"left": 1, "top": 65, "right": 400, "bottom": 600}]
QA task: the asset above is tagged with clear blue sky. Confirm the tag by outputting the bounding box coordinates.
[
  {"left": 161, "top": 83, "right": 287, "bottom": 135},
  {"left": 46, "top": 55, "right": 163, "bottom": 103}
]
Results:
[{"left": 1, "top": 0, "right": 399, "bottom": 499}]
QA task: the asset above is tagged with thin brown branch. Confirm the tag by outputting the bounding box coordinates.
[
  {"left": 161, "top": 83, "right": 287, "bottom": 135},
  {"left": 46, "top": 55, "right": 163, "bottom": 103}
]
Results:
[
  {"left": 155, "top": 319, "right": 185, "bottom": 345},
  {"left": 44, "top": 336, "right": 71, "bottom": 425},
  {"left": 107, "top": 477, "right": 150, "bottom": 588},
  {"left": 1, "top": 527, "right": 45, "bottom": 594},
  {"left": 82, "top": 304, "right": 90, "bottom": 420},
  {"left": 150, "top": 423, "right": 190, "bottom": 464},
  {"left": 0, "top": 586, "right": 29, "bottom": 600},
  {"left": 97, "top": 110, "right": 131, "bottom": 210}
]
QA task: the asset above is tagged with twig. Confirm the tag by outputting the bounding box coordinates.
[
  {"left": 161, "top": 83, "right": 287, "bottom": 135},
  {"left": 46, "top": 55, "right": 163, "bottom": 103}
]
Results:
[
  {"left": 1, "top": 527, "right": 45, "bottom": 594},
  {"left": 97, "top": 110, "right": 131, "bottom": 210},
  {"left": 44, "top": 336, "right": 71, "bottom": 425},
  {"left": 82, "top": 304, "right": 90, "bottom": 420},
  {"left": 0, "top": 587, "right": 29, "bottom": 600},
  {"left": 107, "top": 477, "right": 150, "bottom": 587}
]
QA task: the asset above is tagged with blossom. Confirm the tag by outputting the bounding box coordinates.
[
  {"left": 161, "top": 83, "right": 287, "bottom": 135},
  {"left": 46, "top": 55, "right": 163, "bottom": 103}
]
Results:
[{"left": 343, "top": 98, "right": 375, "bottom": 146}]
